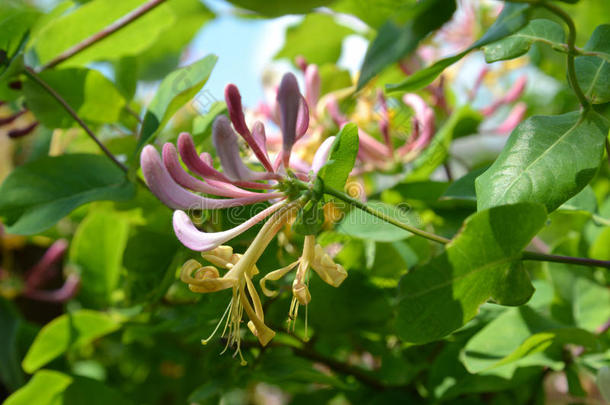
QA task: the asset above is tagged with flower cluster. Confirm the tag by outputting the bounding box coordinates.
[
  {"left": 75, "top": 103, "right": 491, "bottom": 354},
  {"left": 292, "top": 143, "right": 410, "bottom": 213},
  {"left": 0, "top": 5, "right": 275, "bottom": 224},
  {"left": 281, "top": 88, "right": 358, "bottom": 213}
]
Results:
[{"left": 141, "top": 73, "right": 346, "bottom": 363}]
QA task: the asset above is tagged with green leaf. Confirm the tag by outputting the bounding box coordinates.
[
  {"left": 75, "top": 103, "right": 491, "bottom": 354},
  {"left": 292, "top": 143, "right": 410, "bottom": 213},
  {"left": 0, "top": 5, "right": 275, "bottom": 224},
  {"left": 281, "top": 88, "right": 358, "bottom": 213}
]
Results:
[
  {"left": 317, "top": 123, "right": 359, "bottom": 194},
  {"left": 30, "top": 0, "right": 175, "bottom": 68},
  {"left": 135, "top": 0, "right": 214, "bottom": 81},
  {"left": 395, "top": 203, "right": 546, "bottom": 344},
  {"left": 123, "top": 226, "right": 180, "bottom": 304},
  {"left": 223, "top": 0, "right": 332, "bottom": 17},
  {"left": 22, "top": 310, "right": 121, "bottom": 373},
  {"left": 559, "top": 185, "right": 597, "bottom": 214},
  {"left": 70, "top": 211, "right": 130, "bottom": 308},
  {"left": 461, "top": 307, "right": 596, "bottom": 378},
  {"left": 292, "top": 200, "right": 325, "bottom": 236},
  {"left": 483, "top": 19, "right": 566, "bottom": 63},
  {"left": 337, "top": 201, "right": 413, "bottom": 242},
  {"left": 575, "top": 24, "right": 610, "bottom": 104},
  {"left": 0, "top": 7, "right": 39, "bottom": 60},
  {"left": 137, "top": 54, "right": 217, "bottom": 149},
  {"left": 0, "top": 154, "right": 135, "bottom": 235},
  {"left": 4, "top": 370, "right": 72, "bottom": 405},
  {"left": 441, "top": 167, "right": 489, "bottom": 202},
  {"left": 475, "top": 111, "right": 609, "bottom": 213},
  {"left": 387, "top": 3, "right": 531, "bottom": 92},
  {"left": 0, "top": 298, "right": 25, "bottom": 391},
  {"left": 5, "top": 370, "right": 131, "bottom": 405},
  {"left": 275, "top": 13, "right": 354, "bottom": 66},
  {"left": 23, "top": 67, "right": 126, "bottom": 129},
  {"left": 573, "top": 277, "right": 610, "bottom": 331},
  {"left": 330, "top": 0, "right": 415, "bottom": 29},
  {"left": 357, "top": 0, "right": 456, "bottom": 90},
  {"left": 318, "top": 64, "right": 353, "bottom": 96},
  {"left": 408, "top": 106, "right": 482, "bottom": 180}
]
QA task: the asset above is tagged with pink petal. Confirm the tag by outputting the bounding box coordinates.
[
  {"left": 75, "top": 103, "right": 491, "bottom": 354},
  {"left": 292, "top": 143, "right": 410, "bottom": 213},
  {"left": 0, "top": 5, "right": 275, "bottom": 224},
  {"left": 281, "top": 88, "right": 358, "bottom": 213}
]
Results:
[
  {"left": 178, "top": 133, "right": 230, "bottom": 182},
  {"left": 296, "top": 95, "right": 310, "bottom": 140},
  {"left": 312, "top": 136, "right": 336, "bottom": 174},
  {"left": 305, "top": 64, "right": 320, "bottom": 109},
  {"left": 295, "top": 55, "right": 308, "bottom": 72},
  {"left": 25, "top": 239, "right": 68, "bottom": 290},
  {"left": 358, "top": 128, "right": 391, "bottom": 159},
  {"left": 24, "top": 273, "right": 80, "bottom": 303},
  {"left": 503, "top": 75, "right": 527, "bottom": 104},
  {"left": 141, "top": 145, "right": 280, "bottom": 210},
  {"left": 492, "top": 102, "right": 527, "bottom": 135},
  {"left": 225, "top": 84, "right": 274, "bottom": 172},
  {"left": 163, "top": 143, "right": 258, "bottom": 198},
  {"left": 402, "top": 93, "right": 435, "bottom": 152},
  {"left": 326, "top": 95, "right": 348, "bottom": 126},
  {"left": 377, "top": 90, "right": 393, "bottom": 154},
  {"left": 173, "top": 201, "right": 285, "bottom": 251},
  {"left": 213, "top": 116, "right": 280, "bottom": 182},
  {"left": 277, "top": 73, "right": 301, "bottom": 168}
]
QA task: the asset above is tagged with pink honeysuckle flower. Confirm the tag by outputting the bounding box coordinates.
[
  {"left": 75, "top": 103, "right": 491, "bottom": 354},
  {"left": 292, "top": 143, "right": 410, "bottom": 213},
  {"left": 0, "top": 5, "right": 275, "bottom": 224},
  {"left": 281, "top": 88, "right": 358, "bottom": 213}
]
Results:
[
  {"left": 304, "top": 64, "right": 320, "bottom": 113},
  {"left": 139, "top": 73, "right": 351, "bottom": 357}
]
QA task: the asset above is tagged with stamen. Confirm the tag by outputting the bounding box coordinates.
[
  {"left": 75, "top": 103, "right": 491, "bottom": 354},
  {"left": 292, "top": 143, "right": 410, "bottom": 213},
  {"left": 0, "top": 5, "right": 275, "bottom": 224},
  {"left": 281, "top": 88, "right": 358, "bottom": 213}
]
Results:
[{"left": 201, "top": 298, "right": 233, "bottom": 345}]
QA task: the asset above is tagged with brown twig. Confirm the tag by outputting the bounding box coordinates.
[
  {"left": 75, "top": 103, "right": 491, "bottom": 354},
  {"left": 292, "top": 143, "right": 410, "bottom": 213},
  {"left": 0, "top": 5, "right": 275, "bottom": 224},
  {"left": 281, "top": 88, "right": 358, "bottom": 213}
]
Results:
[
  {"left": 39, "top": 0, "right": 167, "bottom": 71},
  {"left": 24, "top": 66, "right": 128, "bottom": 172}
]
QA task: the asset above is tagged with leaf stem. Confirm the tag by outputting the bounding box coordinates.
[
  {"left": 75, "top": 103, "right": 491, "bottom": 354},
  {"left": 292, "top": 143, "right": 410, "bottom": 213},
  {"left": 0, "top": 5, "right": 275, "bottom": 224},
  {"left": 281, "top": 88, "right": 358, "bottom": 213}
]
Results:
[
  {"left": 522, "top": 251, "right": 610, "bottom": 269},
  {"left": 321, "top": 184, "right": 451, "bottom": 245},
  {"left": 23, "top": 66, "right": 128, "bottom": 173},
  {"left": 309, "top": 180, "right": 610, "bottom": 269},
  {"left": 39, "top": 0, "right": 167, "bottom": 71},
  {"left": 540, "top": 1, "right": 590, "bottom": 109}
]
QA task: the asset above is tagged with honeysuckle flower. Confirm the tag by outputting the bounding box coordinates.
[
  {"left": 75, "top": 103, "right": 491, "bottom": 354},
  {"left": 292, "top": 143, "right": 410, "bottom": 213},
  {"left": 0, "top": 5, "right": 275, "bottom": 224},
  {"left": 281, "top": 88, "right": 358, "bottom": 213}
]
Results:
[{"left": 141, "top": 72, "right": 346, "bottom": 357}]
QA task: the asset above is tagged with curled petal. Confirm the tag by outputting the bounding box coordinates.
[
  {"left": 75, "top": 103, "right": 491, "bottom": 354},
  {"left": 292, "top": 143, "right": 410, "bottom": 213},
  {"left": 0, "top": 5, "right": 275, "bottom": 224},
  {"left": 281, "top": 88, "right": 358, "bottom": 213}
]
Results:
[
  {"left": 239, "top": 282, "right": 275, "bottom": 346},
  {"left": 163, "top": 143, "right": 258, "bottom": 198},
  {"left": 259, "top": 261, "right": 299, "bottom": 297},
  {"left": 201, "top": 246, "right": 235, "bottom": 269},
  {"left": 311, "top": 136, "right": 335, "bottom": 174},
  {"left": 180, "top": 259, "right": 235, "bottom": 292},
  {"left": 142, "top": 145, "right": 280, "bottom": 210},
  {"left": 304, "top": 64, "right": 320, "bottom": 110},
  {"left": 311, "top": 244, "right": 347, "bottom": 287},
  {"left": 213, "top": 116, "right": 278, "bottom": 182},
  {"left": 173, "top": 201, "right": 286, "bottom": 251},
  {"left": 23, "top": 273, "right": 80, "bottom": 302},
  {"left": 277, "top": 72, "right": 301, "bottom": 168}
]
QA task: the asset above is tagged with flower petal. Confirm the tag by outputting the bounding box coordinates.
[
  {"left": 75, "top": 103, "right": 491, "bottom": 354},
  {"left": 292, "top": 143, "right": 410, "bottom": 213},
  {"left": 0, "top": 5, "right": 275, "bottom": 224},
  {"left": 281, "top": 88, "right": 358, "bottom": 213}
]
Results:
[
  {"left": 163, "top": 143, "right": 258, "bottom": 198},
  {"left": 213, "top": 116, "right": 279, "bottom": 182},
  {"left": 225, "top": 84, "right": 274, "bottom": 171},
  {"left": 304, "top": 64, "right": 320, "bottom": 110},
  {"left": 277, "top": 72, "right": 301, "bottom": 168},
  {"left": 173, "top": 201, "right": 286, "bottom": 251},
  {"left": 142, "top": 145, "right": 281, "bottom": 210},
  {"left": 296, "top": 95, "right": 310, "bottom": 139},
  {"left": 311, "top": 136, "right": 335, "bottom": 174},
  {"left": 402, "top": 93, "right": 435, "bottom": 152}
]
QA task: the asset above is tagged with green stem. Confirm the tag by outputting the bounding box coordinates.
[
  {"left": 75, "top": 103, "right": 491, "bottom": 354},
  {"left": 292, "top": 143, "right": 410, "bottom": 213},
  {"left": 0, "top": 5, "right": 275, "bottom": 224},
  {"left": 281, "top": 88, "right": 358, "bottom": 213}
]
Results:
[
  {"left": 522, "top": 251, "right": 610, "bottom": 269},
  {"left": 310, "top": 181, "right": 610, "bottom": 269},
  {"left": 24, "top": 67, "right": 128, "bottom": 173},
  {"left": 540, "top": 1, "right": 590, "bottom": 109},
  {"left": 321, "top": 184, "right": 451, "bottom": 244}
]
